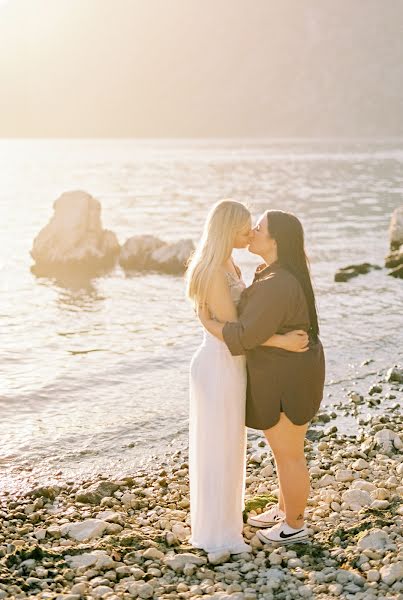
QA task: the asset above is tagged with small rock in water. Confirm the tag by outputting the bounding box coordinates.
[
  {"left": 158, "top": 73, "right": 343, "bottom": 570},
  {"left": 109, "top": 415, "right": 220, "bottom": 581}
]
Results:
[
  {"left": 334, "top": 263, "right": 380, "bottom": 282},
  {"left": 388, "top": 206, "right": 403, "bottom": 250},
  {"left": 119, "top": 235, "right": 194, "bottom": 275},
  {"left": 386, "top": 365, "right": 403, "bottom": 383},
  {"left": 388, "top": 263, "right": 403, "bottom": 278}
]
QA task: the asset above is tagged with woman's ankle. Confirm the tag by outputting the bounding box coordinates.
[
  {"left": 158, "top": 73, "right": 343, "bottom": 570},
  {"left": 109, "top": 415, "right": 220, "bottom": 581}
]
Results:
[{"left": 285, "top": 516, "right": 305, "bottom": 529}]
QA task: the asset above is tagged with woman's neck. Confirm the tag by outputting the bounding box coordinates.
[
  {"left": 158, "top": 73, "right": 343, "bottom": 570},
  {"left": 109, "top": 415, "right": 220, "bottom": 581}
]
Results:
[{"left": 260, "top": 251, "right": 278, "bottom": 267}]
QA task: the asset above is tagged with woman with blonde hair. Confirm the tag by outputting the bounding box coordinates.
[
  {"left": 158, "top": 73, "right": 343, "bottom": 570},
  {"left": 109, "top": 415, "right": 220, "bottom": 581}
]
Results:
[{"left": 186, "top": 200, "right": 308, "bottom": 553}]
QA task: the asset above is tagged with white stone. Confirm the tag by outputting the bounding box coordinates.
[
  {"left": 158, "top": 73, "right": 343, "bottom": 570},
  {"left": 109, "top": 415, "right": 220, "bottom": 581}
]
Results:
[
  {"left": 352, "top": 458, "right": 369, "bottom": 470},
  {"left": 142, "top": 547, "right": 165, "bottom": 561},
  {"left": 341, "top": 489, "right": 372, "bottom": 508},
  {"left": 65, "top": 552, "right": 98, "bottom": 569},
  {"left": 121, "top": 493, "right": 137, "bottom": 507},
  {"left": 379, "top": 561, "right": 403, "bottom": 585},
  {"left": 171, "top": 522, "right": 190, "bottom": 541},
  {"left": 60, "top": 519, "right": 108, "bottom": 541},
  {"left": 328, "top": 583, "right": 343, "bottom": 595},
  {"left": 31, "top": 190, "right": 119, "bottom": 274},
  {"left": 92, "top": 586, "right": 113, "bottom": 599},
  {"left": 386, "top": 366, "right": 403, "bottom": 383},
  {"left": 207, "top": 550, "right": 231, "bottom": 565},
  {"left": 288, "top": 558, "right": 303, "bottom": 568},
  {"left": 370, "top": 499, "right": 389, "bottom": 509},
  {"left": 105, "top": 522, "right": 122, "bottom": 535},
  {"left": 65, "top": 550, "right": 115, "bottom": 569},
  {"left": 96, "top": 510, "right": 124, "bottom": 525},
  {"left": 335, "top": 469, "right": 354, "bottom": 482},
  {"left": 366, "top": 570, "right": 380, "bottom": 582},
  {"left": 374, "top": 429, "right": 402, "bottom": 454},
  {"left": 165, "top": 553, "right": 207, "bottom": 572},
  {"left": 268, "top": 551, "right": 283, "bottom": 565},
  {"left": 261, "top": 464, "right": 274, "bottom": 477},
  {"left": 357, "top": 528, "right": 391, "bottom": 550},
  {"left": 70, "top": 583, "right": 89, "bottom": 595},
  {"left": 34, "top": 528, "right": 46, "bottom": 540},
  {"left": 351, "top": 480, "right": 376, "bottom": 492},
  {"left": 316, "top": 474, "right": 336, "bottom": 488},
  {"left": 136, "top": 583, "right": 154, "bottom": 599}
]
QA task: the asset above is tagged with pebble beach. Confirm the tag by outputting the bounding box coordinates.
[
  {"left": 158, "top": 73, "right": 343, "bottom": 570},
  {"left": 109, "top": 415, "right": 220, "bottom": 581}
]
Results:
[{"left": 1, "top": 366, "right": 402, "bottom": 600}]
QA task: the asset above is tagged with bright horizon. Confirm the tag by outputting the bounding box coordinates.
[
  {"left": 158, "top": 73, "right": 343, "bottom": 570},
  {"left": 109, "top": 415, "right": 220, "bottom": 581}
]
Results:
[{"left": 1, "top": 0, "right": 403, "bottom": 138}]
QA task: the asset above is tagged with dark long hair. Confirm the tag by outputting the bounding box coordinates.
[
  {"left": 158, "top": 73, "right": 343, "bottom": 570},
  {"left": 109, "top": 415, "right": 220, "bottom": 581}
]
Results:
[{"left": 266, "top": 210, "right": 319, "bottom": 339}]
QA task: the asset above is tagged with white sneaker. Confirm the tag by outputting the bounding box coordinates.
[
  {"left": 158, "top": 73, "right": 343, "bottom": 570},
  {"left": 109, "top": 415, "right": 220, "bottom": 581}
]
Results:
[
  {"left": 247, "top": 504, "right": 285, "bottom": 528},
  {"left": 256, "top": 521, "right": 310, "bottom": 545}
]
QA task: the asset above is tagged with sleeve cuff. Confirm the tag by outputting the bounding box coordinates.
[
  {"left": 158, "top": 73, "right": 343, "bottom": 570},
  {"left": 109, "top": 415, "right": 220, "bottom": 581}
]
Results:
[{"left": 222, "top": 321, "right": 246, "bottom": 356}]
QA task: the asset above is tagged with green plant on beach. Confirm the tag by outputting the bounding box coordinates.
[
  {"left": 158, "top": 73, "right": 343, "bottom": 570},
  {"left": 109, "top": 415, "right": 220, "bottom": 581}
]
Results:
[
  {"left": 325, "top": 497, "right": 402, "bottom": 547},
  {"left": 243, "top": 493, "right": 278, "bottom": 522}
]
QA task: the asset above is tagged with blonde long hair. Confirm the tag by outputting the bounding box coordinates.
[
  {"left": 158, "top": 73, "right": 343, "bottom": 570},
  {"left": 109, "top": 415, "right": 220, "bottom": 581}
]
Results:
[{"left": 185, "top": 199, "right": 250, "bottom": 308}]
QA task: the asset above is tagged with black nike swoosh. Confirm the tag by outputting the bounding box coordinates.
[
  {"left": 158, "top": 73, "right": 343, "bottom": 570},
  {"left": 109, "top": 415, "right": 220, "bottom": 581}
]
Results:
[{"left": 279, "top": 529, "right": 305, "bottom": 539}]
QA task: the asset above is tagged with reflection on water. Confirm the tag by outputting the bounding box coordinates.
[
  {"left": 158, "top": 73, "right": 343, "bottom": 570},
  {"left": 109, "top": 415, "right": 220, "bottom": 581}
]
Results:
[
  {"left": 54, "top": 283, "right": 106, "bottom": 312},
  {"left": 0, "top": 139, "right": 402, "bottom": 493}
]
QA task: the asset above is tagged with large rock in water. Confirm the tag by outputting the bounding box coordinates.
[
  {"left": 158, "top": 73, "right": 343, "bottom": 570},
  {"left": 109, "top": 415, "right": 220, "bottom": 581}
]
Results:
[
  {"left": 120, "top": 236, "right": 194, "bottom": 275},
  {"left": 31, "top": 191, "right": 120, "bottom": 277},
  {"left": 389, "top": 206, "right": 403, "bottom": 250}
]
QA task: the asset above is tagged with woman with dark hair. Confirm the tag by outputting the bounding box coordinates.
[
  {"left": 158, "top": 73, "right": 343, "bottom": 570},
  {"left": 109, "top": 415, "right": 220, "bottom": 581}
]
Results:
[{"left": 199, "top": 209, "right": 325, "bottom": 545}]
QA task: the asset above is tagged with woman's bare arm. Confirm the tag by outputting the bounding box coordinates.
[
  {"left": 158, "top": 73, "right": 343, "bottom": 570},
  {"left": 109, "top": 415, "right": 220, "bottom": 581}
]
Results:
[
  {"left": 197, "top": 269, "right": 237, "bottom": 327},
  {"left": 263, "top": 331, "right": 309, "bottom": 352}
]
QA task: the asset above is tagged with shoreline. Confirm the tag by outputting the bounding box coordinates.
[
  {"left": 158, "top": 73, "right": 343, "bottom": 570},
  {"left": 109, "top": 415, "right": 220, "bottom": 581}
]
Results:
[
  {"left": 1, "top": 362, "right": 401, "bottom": 499},
  {"left": 0, "top": 372, "right": 402, "bottom": 599}
]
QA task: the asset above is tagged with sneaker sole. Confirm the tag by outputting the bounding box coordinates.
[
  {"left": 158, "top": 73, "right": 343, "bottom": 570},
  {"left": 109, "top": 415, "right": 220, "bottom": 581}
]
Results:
[{"left": 256, "top": 530, "right": 310, "bottom": 545}]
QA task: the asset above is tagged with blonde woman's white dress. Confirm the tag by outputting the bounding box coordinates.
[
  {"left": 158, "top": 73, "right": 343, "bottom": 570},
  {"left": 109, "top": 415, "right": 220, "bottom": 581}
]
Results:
[{"left": 189, "top": 269, "right": 249, "bottom": 553}]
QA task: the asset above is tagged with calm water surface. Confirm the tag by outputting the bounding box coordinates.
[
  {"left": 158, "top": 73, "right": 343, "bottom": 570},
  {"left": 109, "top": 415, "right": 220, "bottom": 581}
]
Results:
[{"left": 0, "top": 139, "right": 402, "bottom": 493}]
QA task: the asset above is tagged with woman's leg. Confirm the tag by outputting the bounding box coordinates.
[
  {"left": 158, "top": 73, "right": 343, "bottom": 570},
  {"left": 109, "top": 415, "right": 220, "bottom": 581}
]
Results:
[
  {"left": 273, "top": 456, "right": 285, "bottom": 513},
  {"left": 263, "top": 412, "right": 309, "bottom": 529}
]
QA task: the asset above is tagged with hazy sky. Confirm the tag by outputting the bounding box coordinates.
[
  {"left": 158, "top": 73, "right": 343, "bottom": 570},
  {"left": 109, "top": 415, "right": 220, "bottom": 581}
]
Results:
[{"left": 0, "top": 0, "right": 402, "bottom": 137}]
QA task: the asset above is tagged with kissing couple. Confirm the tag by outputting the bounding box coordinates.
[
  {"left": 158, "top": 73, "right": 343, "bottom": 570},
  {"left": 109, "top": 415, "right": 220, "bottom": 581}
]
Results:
[{"left": 185, "top": 200, "right": 325, "bottom": 552}]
